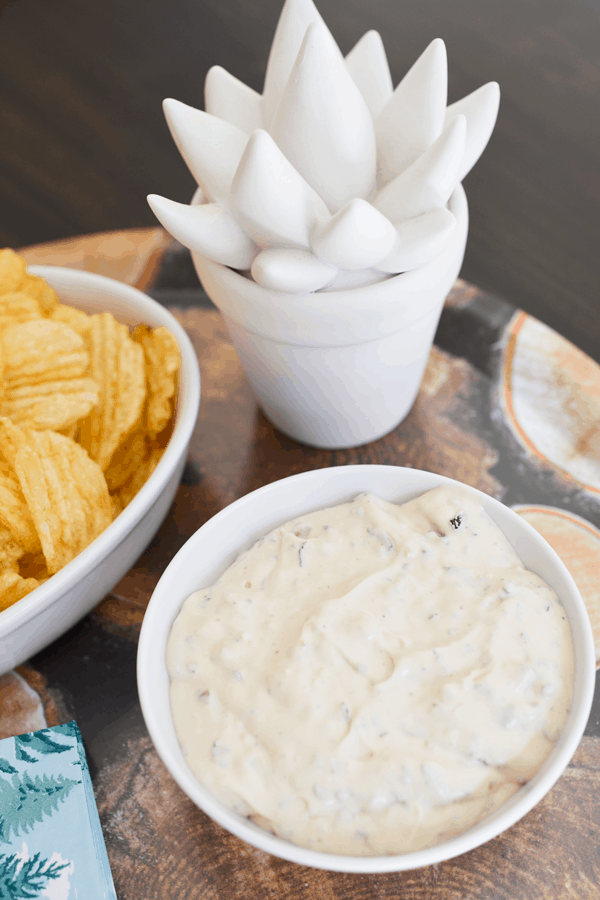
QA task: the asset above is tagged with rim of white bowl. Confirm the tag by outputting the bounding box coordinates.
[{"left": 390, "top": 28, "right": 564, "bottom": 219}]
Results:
[
  {"left": 0, "top": 265, "right": 200, "bottom": 639},
  {"left": 138, "top": 465, "right": 596, "bottom": 873}
]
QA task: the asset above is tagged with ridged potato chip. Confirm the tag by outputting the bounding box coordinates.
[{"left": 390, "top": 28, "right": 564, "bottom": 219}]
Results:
[
  {"left": 0, "top": 458, "right": 40, "bottom": 553},
  {"left": 50, "top": 303, "right": 91, "bottom": 336},
  {"left": 0, "top": 249, "right": 27, "bottom": 293},
  {"left": 0, "top": 525, "right": 24, "bottom": 570},
  {"left": 104, "top": 427, "right": 147, "bottom": 491},
  {"left": 117, "top": 445, "right": 164, "bottom": 508},
  {"left": 0, "top": 332, "right": 4, "bottom": 406},
  {"left": 133, "top": 325, "right": 181, "bottom": 438},
  {"left": 1, "top": 377, "right": 99, "bottom": 431},
  {"left": 0, "top": 292, "right": 43, "bottom": 327},
  {"left": 79, "top": 312, "right": 146, "bottom": 471},
  {"left": 19, "top": 273, "right": 59, "bottom": 314},
  {"left": 60, "top": 423, "right": 79, "bottom": 440},
  {"left": 0, "top": 418, "right": 113, "bottom": 575},
  {"left": 0, "top": 570, "right": 41, "bottom": 613},
  {"left": 3, "top": 319, "right": 88, "bottom": 388}
]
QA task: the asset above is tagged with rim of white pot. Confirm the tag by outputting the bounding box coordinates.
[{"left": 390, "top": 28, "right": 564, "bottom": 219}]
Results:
[{"left": 192, "top": 184, "right": 468, "bottom": 347}]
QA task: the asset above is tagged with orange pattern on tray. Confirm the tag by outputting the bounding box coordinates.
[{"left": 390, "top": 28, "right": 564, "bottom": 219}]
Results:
[
  {"left": 20, "top": 228, "right": 171, "bottom": 291},
  {"left": 514, "top": 504, "right": 600, "bottom": 665},
  {"left": 502, "top": 312, "right": 600, "bottom": 493}
]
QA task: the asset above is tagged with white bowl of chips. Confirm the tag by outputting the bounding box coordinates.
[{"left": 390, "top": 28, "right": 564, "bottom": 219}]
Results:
[{"left": 0, "top": 255, "right": 200, "bottom": 673}]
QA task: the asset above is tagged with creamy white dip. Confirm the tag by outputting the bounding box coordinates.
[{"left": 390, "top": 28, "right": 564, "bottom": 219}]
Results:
[{"left": 167, "top": 486, "right": 574, "bottom": 855}]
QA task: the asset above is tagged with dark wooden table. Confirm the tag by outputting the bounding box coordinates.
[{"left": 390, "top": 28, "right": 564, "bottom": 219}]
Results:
[
  {"left": 1, "top": 0, "right": 600, "bottom": 362},
  {"left": 1, "top": 229, "right": 600, "bottom": 899}
]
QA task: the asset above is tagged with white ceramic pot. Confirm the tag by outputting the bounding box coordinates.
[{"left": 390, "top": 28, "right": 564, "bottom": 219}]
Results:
[{"left": 192, "top": 184, "right": 467, "bottom": 449}]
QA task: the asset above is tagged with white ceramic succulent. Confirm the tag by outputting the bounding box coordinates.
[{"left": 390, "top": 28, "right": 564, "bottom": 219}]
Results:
[{"left": 148, "top": 0, "right": 499, "bottom": 294}]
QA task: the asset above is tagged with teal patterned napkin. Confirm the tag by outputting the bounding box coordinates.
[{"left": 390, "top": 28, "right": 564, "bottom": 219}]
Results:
[{"left": 0, "top": 721, "right": 117, "bottom": 899}]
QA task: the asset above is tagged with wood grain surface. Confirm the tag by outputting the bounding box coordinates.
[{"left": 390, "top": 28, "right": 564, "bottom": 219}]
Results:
[
  {"left": 1, "top": 229, "right": 599, "bottom": 898},
  {"left": 91, "top": 735, "right": 600, "bottom": 900},
  {"left": 1, "top": 0, "right": 600, "bottom": 363}
]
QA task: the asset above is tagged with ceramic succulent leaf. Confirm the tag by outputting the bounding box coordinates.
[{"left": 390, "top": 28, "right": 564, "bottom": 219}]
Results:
[
  {"left": 261, "top": 0, "right": 328, "bottom": 129},
  {"left": 375, "top": 38, "right": 448, "bottom": 187},
  {"left": 231, "top": 129, "right": 330, "bottom": 249},
  {"left": 147, "top": 195, "right": 259, "bottom": 269},
  {"left": 163, "top": 99, "right": 249, "bottom": 203},
  {"left": 375, "top": 207, "right": 457, "bottom": 273},
  {"left": 252, "top": 247, "right": 337, "bottom": 292},
  {"left": 311, "top": 199, "right": 397, "bottom": 270},
  {"left": 204, "top": 65, "right": 263, "bottom": 134},
  {"left": 149, "top": 0, "right": 499, "bottom": 292},
  {"left": 444, "top": 81, "right": 500, "bottom": 183},
  {"left": 344, "top": 30, "right": 393, "bottom": 120},
  {"left": 373, "top": 115, "right": 467, "bottom": 221},
  {"left": 270, "top": 21, "right": 377, "bottom": 213}
]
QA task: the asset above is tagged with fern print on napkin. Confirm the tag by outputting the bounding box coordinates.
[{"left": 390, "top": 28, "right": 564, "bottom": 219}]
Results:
[{"left": 0, "top": 721, "right": 116, "bottom": 899}]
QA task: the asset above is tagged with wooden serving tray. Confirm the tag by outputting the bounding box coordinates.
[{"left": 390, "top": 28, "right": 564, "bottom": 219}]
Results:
[{"left": 2, "top": 228, "right": 599, "bottom": 899}]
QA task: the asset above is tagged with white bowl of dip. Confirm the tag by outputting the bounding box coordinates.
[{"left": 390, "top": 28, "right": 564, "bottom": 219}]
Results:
[
  {"left": 0, "top": 266, "right": 200, "bottom": 674},
  {"left": 137, "top": 465, "right": 595, "bottom": 872}
]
